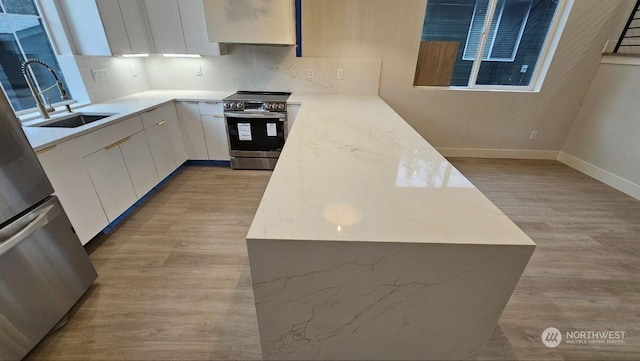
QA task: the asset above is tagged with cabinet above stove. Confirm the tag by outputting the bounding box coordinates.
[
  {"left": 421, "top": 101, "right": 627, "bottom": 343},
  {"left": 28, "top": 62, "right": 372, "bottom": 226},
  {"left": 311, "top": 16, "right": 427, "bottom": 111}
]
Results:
[{"left": 203, "top": 0, "right": 296, "bottom": 46}]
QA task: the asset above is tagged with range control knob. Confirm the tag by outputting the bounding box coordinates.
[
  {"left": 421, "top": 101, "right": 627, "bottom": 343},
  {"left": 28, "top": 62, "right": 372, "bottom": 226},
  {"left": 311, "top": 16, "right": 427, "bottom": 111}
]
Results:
[
  {"left": 265, "top": 103, "right": 273, "bottom": 110},
  {"left": 278, "top": 104, "right": 285, "bottom": 110}
]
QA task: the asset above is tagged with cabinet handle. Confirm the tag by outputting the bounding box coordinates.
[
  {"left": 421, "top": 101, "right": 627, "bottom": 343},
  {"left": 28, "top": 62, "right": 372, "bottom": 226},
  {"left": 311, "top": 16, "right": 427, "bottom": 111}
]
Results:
[
  {"left": 157, "top": 120, "right": 167, "bottom": 126},
  {"left": 35, "top": 144, "right": 57, "bottom": 154},
  {"left": 204, "top": 101, "right": 222, "bottom": 105},
  {"left": 183, "top": 101, "right": 198, "bottom": 104},
  {"left": 213, "top": 115, "right": 225, "bottom": 118},
  {"left": 105, "top": 136, "right": 131, "bottom": 150}
]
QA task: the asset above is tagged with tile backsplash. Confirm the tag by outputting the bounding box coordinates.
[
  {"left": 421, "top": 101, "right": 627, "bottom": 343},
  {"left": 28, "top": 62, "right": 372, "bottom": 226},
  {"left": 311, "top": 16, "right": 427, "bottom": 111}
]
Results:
[
  {"left": 145, "top": 45, "right": 381, "bottom": 95},
  {"left": 68, "top": 46, "right": 381, "bottom": 105},
  {"left": 74, "top": 56, "right": 152, "bottom": 104}
]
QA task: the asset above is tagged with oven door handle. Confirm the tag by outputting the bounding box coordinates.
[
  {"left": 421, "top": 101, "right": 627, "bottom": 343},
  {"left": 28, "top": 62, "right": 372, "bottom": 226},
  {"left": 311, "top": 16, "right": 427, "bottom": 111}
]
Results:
[{"left": 224, "top": 112, "right": 286, "bottom": 120}]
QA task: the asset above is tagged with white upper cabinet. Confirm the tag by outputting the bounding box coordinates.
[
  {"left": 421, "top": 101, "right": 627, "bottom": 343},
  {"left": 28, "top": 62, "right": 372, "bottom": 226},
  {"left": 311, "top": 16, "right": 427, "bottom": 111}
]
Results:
[
  {"left": 94, "top": 0, "right": 129, "bottom": 55},
  {"left": 179, "top": 0, "right": 227, "bottom": 56},
  {"left": 144, "top": 0, "right": 187, "bottom": 54},
  {"left": 203, "top": 0, "right": 296, "bottom": 45},
  {"left": 64, "top": 0, "right": 224, "bottom": 56},
  {"left": 118, "top": 0, "right": 155, "bottom": 54},
  {"left": 93, "top": 0, "right": 153, "bottom": 55},
  {"left": 58, "top": 0, "right": 112, "bottom": 56},
  {"left": 145, "top": 0, "right": 227, "bottom": 55},
  {"left": 95, "top": 0, "right": 154, "bottom": 55}
]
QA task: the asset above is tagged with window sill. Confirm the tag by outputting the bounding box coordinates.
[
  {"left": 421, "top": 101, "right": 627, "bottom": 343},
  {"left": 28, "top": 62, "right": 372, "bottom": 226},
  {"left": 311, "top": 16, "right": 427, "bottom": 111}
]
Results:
[
  {"left": 18, "top": 100, "right": 90, "bottom": 123},
  {"left": 601, "top": 53, "right": 640, "bottom": 66},
  {"left": 412, "top": 85, "right": 541, "bottom": 94}
]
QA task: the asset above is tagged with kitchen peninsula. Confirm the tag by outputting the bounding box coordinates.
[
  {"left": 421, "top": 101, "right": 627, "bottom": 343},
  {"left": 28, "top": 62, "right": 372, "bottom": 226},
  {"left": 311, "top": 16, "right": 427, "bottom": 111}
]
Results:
[
  {"left": 22, "top": 90, "right": 535, "bottom": 360},
  {"left": 246, "top": 94, "right": 536, "bottom": 360}
]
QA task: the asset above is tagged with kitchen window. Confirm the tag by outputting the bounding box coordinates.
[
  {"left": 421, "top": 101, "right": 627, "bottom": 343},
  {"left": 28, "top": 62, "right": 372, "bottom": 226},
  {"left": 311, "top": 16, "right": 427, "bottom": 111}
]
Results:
[
  {"left": 414, "top": 0, "right": 568, "bottom": 90},
  {"left": 0, "top": 0, "right": 71, "bottom": 112}
]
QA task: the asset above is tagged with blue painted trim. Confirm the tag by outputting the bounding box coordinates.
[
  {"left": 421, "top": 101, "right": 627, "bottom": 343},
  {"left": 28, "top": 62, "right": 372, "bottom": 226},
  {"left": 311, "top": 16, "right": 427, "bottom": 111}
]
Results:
[
  {"left": 185, "top": 160, "right": 232, "bottom": 167},
  {"left": 101, "top": 161, "right": 231, "bottom": 233},
  {"left": 295, "top": 0, "right": 302, "bottom": 57}
]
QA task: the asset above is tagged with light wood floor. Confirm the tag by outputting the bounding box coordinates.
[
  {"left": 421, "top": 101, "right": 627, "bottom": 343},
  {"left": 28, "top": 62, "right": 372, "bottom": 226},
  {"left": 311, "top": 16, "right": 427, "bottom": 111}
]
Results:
[{"left": 27, "top": 160, "right": 640, "bottom": 360}]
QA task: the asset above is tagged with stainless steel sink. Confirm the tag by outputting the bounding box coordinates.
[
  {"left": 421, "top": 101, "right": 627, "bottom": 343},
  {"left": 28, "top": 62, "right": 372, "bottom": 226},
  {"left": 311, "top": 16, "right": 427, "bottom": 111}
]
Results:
[{"left": 34, "top": 113, "right": 115, "bottom": 128}]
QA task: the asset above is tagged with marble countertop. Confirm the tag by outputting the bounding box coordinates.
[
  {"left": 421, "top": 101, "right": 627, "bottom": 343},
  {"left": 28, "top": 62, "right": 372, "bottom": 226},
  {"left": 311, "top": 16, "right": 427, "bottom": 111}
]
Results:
[
  {"left": 23, "top": 90, "right": 234, "bottom": 151},
  {"left": 23, "top": 90, "right": 535, "bottom": 247},
  {"left": 247, "top": 94, "right": 535, "bottom": 246}
]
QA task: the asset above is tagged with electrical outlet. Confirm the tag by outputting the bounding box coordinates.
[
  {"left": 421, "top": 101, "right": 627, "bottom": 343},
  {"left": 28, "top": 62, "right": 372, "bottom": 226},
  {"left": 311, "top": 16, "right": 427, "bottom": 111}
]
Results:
[
  {"left": 307, "top": 68, "right": 314, "bottom": 79},
  {"left": 337, "top": 68, "right": 344, "bottom": 80},
  {"left": 91, "top": 68, "right": 109, "bottom": 82},
  {"left": 195, "top": 65, "right": 203, "bottom": 76},
  {"left": 129, "top": 65, "right": 138, "bottom": 77},
  {"left": 520, "top": 65, "right": 529, "bottom": 74},
  {"left": 529, "top": 130, "right": 538, "bottom": 140}
]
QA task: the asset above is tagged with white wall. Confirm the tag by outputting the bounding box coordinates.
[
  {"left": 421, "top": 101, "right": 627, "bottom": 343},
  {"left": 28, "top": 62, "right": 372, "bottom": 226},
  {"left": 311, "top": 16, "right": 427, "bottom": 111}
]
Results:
[
  {"left": 561, "top": 58, "right": 640, "bottom": 199},
  {"left": 301, "top": 0, "right": 635, "bottom": 153},
  {"left": 145, "top": 45, "right": 381, "bottom": 95}
]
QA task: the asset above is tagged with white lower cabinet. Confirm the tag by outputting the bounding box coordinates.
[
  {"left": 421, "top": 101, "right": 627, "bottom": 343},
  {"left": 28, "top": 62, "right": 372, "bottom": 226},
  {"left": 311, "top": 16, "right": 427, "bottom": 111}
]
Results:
[
  {"left": 120, "top": 131, "right": 158, "bottom": 198},
  {"left": 37, "top": 99, "right": 232, "bottom": 246},
  {"left": 83, "top": 143, "right": 138, "bottom": 223},
  {"left": 163, "top": 103, "right": 188, "bottom": 165},
  {"left": 176, "top": 101, "right": 208, "bottom": 160},
  {"left": 199, "top": 101, "right": 230, "bottom": 161},
  {"left": 37, "top": 143, "right": 108, "bottom": 245},
  {"left": 146, "top": 120, "right": 177, "bottom": 180},
  {"left": 202, "top": 114, "right": 230, "bottom": 161}
]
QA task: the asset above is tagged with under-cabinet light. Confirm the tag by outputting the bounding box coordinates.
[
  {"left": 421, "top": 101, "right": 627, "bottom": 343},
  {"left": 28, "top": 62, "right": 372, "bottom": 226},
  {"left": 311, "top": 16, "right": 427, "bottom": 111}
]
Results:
[
  {"left": 162, "top": 54, "right": 202, "bottom": 58},
  {"left": 121, "top": 54, "right": 150, "bottom": 58}
]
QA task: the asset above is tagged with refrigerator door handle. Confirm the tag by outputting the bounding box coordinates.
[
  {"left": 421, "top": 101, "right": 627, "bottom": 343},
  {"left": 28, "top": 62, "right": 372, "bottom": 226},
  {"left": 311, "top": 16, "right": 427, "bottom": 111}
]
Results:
[{"left": 0, "top": 204, "right": 56, "bottom": 255}]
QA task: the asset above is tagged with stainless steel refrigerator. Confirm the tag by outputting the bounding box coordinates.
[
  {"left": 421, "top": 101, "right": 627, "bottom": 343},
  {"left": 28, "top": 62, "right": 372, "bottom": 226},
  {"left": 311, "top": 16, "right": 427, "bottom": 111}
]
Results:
[{"left": 0, "top": 91, "right": 97, "bottom": 359}]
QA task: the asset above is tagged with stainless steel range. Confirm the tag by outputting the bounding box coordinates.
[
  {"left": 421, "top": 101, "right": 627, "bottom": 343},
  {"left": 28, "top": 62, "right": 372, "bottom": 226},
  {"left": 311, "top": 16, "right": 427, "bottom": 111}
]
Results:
[{"left": 224, "top": 91, "right": 291, "bottom": 170}]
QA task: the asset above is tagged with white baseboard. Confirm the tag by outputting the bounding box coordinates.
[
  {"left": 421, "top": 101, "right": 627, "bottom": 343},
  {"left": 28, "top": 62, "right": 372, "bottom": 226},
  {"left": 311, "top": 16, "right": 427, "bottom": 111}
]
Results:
[
  {"left": 558, "top": 152, "right": 640, "bottom": 201},
  {"left": 438, "top": 148, "right": 560, "bottom": 160}
]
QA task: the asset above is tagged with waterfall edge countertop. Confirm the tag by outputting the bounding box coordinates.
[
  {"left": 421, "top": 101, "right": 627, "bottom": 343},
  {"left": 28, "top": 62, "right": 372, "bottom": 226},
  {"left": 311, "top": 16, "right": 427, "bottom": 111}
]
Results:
[
  {"left": 247, "top": 94, "right": 535, "bottom": 246},
  {"left": 23, "top": 90, "right": 234, "bottom": 151}
]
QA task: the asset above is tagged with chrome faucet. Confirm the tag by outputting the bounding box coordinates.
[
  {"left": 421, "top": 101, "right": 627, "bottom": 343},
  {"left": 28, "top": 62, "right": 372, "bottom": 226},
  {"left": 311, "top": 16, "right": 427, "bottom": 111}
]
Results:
[{"left": 21, "top": 58, "right": 72, "bottom": 119}]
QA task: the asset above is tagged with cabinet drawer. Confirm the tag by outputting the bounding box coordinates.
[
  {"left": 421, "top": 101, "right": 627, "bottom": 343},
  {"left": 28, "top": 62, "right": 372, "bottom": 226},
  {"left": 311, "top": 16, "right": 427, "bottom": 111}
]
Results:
[
  {"left": 67, "top": 115, "right": 144, "bottom": 156},
  {"left": 198, "top": 101, "right": 224, "bottom": 116},
  {"left": 141, "top": 106, "right": 165, "bottom": 129}
]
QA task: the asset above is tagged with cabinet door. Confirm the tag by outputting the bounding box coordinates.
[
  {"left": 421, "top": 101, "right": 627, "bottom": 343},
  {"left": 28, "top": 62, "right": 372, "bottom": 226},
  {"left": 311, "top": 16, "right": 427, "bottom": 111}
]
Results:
[
  {"left": 204, "top": 0, "right": 296, "bottom": 45},
  {"left": 83, "top": 145, "right": 138, "bottom": 223},
  {"left": 96, "top": 0, "right": 131, "bottom": 54},
  {"left": 202, "top": 114, "right": 230, "bottom": 161},
  {"left": 146, "top": 121, "right": 177, "bottom": 180},
  {"left": 178, "top": 0, "right": 225, "bottom": 55},
  {"left": 287, "top": 104, "right": 301, "bottom": 133},
  {"left": 119, "top": 0, "right": 154, "bottom": 54},
  {"left": 37, "top": 143, "right": 108, "bottom": 245},
  {"left": 119, "top": 131, "right": 159, "bottom": 198},
  {"left": 144, "top": 0, "right": 187, "bottom": 53},
  {"left": 162, "top": 103, "right": 188, "bottom": 165},
  {"left": 176, "top": 102, "right": 208, "bottom": 160}
]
